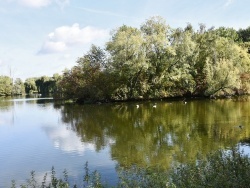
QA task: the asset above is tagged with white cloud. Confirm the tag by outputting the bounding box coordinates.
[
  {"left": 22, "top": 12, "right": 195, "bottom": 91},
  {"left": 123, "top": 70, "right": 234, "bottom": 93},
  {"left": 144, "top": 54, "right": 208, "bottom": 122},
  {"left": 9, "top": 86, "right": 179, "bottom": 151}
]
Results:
[
  {"left": 38, "top": 23, "right": 109, "bottom": 54},
  {"left": 6, "top": 0, "right": 70, "bottom": 8},
  {"left": 19, "top": 0, "right": 52, "bottom": 8},
  {"left": 39, "top": 41, "right": 67, "bottom": 54}
]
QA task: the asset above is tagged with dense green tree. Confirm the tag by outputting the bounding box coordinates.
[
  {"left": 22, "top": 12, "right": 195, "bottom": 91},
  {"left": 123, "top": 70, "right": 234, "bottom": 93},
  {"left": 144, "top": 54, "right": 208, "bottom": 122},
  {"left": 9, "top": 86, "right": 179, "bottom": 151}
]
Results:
[
  {"left": 35, "top": 76, "right": 58, "bottom": 95},
  {"left": 168, "top": 27, "right": 197, "bottom": 96},
  {"left": 106, "top": 25, "right": 147, "bottom": 100},
  {"left": 24, "top": 78, "right": 37, "bottom": 94},
  {"left": 214, "top": 27, "right": 239, "bottom": 42},
  {"left": 55, "top": 17, "right": 250, "bottom": 101},
  {"left": 51, "top": 73, "right": 62, "bottom": 97},
  {"left": 188, "top": 24, "right": 218, "bottom": 95},
  {"left": 0, "top": 76, "right": 12, "bottom": 96},
  {"left": 76, "top": 45, "right": 108, "bottom": 101},
  {"left": 238, "top": 26, "right": 250, "bottom": 42},
  {"left": 58, "top": 68, "right": 83, "bottom": 99},
  {"left": 237, "top": 26, "right": 250, "bottom": 54},
  {"left": 204, "top": 58, "right": 240, "bottom": 96},
  {"left": 140, "top": 16, "right": 174, "bottom": 98},
  {"left": 203, "top": 37, "right": 250, "bottom": 96},
  {"left": 13, "top": 78, "right": 25, "bottom": 95},
  {"left": 58, "top": 45, "right": 108, "bottom": 101}
]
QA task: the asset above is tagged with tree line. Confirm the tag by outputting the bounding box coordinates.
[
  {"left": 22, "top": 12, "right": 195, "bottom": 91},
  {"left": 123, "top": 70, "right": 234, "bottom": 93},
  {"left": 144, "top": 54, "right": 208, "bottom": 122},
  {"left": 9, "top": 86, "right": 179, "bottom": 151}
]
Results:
[
  {"left": 1, "top": 16, "right": 250, "bottom": 101},
  {"left": 0, "top": 74, "right": 61, "bottom": 96},
  {"left": 57, "top": 16, "right": 250, "bottom": 102}
]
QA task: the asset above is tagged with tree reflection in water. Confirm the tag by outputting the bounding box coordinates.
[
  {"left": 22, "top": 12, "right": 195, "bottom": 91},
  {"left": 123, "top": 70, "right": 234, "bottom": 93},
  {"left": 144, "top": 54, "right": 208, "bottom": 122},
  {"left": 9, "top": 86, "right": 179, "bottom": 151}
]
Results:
[{"left": 57, "top": 98, "right": 250, "bottom": 170}]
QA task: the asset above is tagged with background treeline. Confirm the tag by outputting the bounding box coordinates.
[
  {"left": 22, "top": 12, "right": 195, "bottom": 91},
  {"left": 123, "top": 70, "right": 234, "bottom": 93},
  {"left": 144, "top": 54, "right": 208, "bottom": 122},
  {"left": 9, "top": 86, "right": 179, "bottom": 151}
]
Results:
[
  {"left": 0, "top": 74, "right": 61, "bottom": 96},
  {"left": 0, "top": 76, "right": 25, "bottom": 96},
  {"left": 1, "top": 16, "right": 250, "bottom": 100}
]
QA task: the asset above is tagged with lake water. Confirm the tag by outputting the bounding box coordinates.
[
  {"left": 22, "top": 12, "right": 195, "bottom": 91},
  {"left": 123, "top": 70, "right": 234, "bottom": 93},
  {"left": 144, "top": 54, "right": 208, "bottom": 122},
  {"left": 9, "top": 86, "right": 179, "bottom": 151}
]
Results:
[{"left": 1, "top": 96, "right": 250, "bottom": 187}]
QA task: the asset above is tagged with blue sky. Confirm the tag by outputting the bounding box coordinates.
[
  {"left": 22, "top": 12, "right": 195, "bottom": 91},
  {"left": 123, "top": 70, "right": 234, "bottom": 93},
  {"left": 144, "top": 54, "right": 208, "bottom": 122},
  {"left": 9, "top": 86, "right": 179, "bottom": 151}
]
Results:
[{"left": 0, "top": 0, "right": 249, "bottom": 80}]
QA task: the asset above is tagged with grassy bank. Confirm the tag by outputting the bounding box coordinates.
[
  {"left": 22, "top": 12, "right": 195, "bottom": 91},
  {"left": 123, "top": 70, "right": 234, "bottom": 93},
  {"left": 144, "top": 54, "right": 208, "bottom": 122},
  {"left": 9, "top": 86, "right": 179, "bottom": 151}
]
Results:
[{"left": 11, "top": 147, "right": 250, "bottom": 188}]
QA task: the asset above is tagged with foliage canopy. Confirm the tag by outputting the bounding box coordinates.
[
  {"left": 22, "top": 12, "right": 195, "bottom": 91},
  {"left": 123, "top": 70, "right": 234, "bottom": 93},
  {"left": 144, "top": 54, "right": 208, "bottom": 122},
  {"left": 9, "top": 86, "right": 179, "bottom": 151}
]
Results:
[{"left": 57, "top": 17, "right": 250, "bottom": 102}]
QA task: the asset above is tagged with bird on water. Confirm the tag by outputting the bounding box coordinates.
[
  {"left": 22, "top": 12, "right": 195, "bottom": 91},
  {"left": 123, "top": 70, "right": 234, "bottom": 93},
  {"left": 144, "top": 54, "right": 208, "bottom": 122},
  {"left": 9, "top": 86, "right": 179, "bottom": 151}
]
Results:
[
  {"left": 239, "top": 125, "right": 243, "bottom": 129},
  {"left": 183, "top": 98, "right": 187, "bottom": 104}
]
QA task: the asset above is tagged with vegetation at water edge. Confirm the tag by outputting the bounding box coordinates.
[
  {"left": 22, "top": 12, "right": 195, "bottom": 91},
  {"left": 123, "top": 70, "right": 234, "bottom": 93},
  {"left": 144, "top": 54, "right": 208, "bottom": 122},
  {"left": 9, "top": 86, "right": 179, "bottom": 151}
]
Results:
[{"left": 11, "top": 147, "right": 250, "bottom": 188}]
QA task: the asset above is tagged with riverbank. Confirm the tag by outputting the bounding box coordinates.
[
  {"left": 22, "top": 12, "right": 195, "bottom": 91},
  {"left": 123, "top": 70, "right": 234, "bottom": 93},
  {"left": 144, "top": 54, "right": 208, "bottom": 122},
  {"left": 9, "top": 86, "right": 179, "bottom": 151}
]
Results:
[{"left": 72, "top": 94, "right": 249, "bottom": 105}]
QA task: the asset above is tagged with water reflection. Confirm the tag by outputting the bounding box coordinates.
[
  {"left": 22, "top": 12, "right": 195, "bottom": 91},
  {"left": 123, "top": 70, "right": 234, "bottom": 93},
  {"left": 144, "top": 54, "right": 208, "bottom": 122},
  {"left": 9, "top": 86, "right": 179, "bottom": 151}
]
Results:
[
  {"left": 0, "top": 98, "right": 117, "bottom": 187},
  {"left": 1, "top": 97, "right": 250, "bottom": 186},
  {"left": 0, "top": 97, "right": 14, "bottom": 111},
  {"left": 58, "top": 99, "right": 250, "bottom": 169},
  {"left": 42, "top": 125, "right": 95, "bottom": 155}
]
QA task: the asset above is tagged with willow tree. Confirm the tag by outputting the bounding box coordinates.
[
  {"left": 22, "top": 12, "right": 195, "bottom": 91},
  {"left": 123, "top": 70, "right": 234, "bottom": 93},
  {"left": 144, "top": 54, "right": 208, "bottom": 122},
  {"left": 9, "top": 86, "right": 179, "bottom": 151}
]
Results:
[
  {"left": 140, "top": 16, "right": 175, "bottom": 98},
  {"left": 188, "top": 25, "right": 218, "bottom": 95},
  {"left": 57, "top": 17, "right": 250, "bottom": 101},
  {"left": 106, "top": 25, "right": 148, "bottom": 100},
  {"left": 168, "top": 28, "right": 197, "bottom": 96},
  {"left": 204, "top": 59, "right": 240, "bottom": 96},
  {"left": 203, "top": 36, "right": 250, "bottom": 96}
]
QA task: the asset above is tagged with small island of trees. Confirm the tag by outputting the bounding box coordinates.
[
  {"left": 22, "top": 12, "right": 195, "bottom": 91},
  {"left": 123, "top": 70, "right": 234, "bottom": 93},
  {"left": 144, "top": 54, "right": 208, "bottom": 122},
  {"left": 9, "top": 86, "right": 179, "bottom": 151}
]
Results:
[{"left": 1, "top": 16, "right": 250, "bottom": 103}]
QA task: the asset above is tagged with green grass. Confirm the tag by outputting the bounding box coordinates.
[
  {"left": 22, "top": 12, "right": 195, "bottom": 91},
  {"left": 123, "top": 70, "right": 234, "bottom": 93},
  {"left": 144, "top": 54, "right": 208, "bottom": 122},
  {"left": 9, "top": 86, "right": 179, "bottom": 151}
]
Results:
[{"left": 11, "top": 147, "right": 250, "bottom": 188}]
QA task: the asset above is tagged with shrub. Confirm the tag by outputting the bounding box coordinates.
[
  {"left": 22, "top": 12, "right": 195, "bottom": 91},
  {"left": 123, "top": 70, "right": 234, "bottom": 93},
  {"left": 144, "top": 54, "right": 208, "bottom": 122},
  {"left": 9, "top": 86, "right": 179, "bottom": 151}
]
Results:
[
  {"left": 169, "top": 147, "right": 250, "bottom": 187},
  {"left": 11, "top": 147, "right": 250, "bottom": 188}
]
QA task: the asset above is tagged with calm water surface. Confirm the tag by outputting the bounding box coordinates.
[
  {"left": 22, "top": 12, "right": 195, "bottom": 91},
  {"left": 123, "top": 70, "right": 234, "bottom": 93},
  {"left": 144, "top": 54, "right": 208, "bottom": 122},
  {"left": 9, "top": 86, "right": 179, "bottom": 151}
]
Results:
[{"left": 1, "top": 97, "right": 250, "bottom": 187}]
